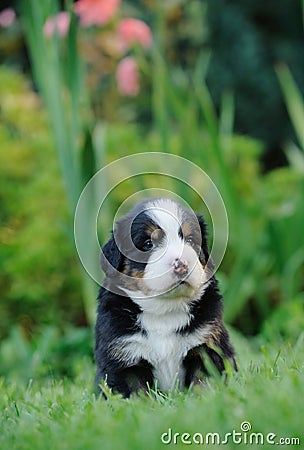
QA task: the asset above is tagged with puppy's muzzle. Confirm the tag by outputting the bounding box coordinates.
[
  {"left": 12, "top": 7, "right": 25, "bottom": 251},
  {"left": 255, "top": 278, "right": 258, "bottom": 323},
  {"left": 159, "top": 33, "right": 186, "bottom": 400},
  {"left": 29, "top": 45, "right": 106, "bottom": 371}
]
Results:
[{"left": 172, "top": 258, "right": 189, "bottom": 277}]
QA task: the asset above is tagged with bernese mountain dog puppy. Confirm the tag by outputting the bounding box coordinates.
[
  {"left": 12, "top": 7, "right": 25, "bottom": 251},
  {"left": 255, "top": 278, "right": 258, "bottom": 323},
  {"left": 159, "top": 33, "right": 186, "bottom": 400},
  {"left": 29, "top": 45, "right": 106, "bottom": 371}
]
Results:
[{"left": 95, "top": 198, "right": 237, "bottom": 398}]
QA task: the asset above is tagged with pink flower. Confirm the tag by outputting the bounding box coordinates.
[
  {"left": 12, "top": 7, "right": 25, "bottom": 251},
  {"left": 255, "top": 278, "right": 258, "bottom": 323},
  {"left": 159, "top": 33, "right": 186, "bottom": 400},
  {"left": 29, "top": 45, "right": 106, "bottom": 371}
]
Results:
[
  {"left": 74, "top": 0, "right": 120, "bottom": 27},
  {"left": 0, "top": 8, "right": 16, "bottom": 28},
  {"left": 117, "top": 18, "right": 152, "bottom": 50},
  {"left": 116, "top": 57, "right": 140, "bottom": 97},
  {"left": 44, "top": 12, "right": 70, "bottom": 38}
]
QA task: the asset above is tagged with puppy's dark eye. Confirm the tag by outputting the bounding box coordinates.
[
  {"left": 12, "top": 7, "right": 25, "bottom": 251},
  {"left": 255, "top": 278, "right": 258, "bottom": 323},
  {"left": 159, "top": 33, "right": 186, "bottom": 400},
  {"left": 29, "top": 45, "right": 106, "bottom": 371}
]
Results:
[
  {"left": 142, "top": 239, "right": 154, "bottom": 251},
  {"left": 185, "top": 236, "right": 194, "bottom": 246}
]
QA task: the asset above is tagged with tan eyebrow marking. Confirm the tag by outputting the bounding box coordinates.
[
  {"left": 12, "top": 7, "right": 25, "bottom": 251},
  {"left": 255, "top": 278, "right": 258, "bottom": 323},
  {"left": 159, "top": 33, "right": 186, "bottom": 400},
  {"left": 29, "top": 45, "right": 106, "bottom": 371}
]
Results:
[
  {"left": 145, "top": 225, "right": 163, "bottom": 242},
  {"left": 181, "top": 221, "right": 193, "bottom": 238},
  {"left": 146, "top": 224, "right": 159, "bottom": 234}
]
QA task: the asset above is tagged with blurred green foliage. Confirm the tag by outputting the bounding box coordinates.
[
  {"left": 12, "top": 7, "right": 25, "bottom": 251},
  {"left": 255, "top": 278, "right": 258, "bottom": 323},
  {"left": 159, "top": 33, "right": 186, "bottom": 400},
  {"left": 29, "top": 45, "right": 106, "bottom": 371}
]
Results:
[
  {"left": 205, "top": 0, "right": 304, "bottom": 164},
  {"left": 0, "top": 67, "right": 85, "bottom": 337},
  {"left": 0, "top": 325, "right": 92, "bottom": 382},
  {"left": 261, "top": 293, "right": 304, "bottom": 344},
  {"left": 2, "top": 0, "right": 304, "bottom": 168},
  {"left": 124, "top": 0, "right": 304, "bottom": 167}
]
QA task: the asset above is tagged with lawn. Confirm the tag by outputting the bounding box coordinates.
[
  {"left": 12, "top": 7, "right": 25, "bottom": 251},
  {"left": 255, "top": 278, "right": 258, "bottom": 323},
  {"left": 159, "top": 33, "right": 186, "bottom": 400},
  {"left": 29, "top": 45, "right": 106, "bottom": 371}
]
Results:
[{"left": 1, "top": 329, "right": 303, "bottom": 450}]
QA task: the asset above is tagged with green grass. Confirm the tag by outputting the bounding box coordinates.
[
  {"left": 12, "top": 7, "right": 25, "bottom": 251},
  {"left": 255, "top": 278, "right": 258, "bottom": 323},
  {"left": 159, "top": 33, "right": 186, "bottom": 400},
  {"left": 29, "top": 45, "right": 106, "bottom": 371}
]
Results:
[{"left": 1, "top": 331, "right": 303, "bottom": 450}]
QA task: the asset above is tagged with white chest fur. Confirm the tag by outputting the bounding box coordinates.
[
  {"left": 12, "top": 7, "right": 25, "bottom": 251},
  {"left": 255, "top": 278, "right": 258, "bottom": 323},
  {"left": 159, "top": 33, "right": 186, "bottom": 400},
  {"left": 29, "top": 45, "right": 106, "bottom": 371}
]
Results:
[
  {"left": 110, "top": 300, "right": 211, "bottom": 390},
  {"left": 139, "top": 309, "right": 191, "bottom": 390}
]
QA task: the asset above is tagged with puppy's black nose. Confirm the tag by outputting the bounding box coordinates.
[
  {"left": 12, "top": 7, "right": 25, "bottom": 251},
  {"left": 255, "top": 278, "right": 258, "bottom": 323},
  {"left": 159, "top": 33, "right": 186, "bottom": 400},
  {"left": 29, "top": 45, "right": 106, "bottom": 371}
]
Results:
[{"left": 173, "top": 258, "right": 189, "bottom": 276}]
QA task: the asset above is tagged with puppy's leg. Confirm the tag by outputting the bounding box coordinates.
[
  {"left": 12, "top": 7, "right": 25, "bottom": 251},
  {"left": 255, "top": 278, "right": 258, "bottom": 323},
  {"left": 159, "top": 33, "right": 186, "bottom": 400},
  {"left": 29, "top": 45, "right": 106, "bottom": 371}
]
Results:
[
  {"left": 183, "top": 347, "right": 209, "bottom": 388},
  {"left": 204, "top": 323, "right": 238, "bottom": 373},
  {"left": 96, "top": 360, "right": 154, "bottom": 399},
  {"left": 122, "top": 360, "right": 155, "bottom": 397}
]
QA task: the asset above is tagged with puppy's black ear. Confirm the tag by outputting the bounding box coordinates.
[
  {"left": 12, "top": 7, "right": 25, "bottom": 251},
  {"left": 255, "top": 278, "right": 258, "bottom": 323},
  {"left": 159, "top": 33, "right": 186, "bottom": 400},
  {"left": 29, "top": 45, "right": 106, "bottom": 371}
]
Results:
[
  {"left": 195, "top": 213, "right": 210, "bottom": 263},
  {"left": 100, "top": 232, "right": 122, "bottom": 277}
]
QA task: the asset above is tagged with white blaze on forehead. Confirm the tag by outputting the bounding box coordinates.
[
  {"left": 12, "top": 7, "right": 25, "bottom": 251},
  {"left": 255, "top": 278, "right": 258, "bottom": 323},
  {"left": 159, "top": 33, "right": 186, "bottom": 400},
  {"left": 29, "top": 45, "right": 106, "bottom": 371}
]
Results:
[
  {"left": 144, "top": 198, "right": 185, "bottom": 266},
  {"left": 128, "top": 198, "right": 207, "bottom": 298},
  {"left": 145, "top": 198, "right": 183, "bottom": 238}
]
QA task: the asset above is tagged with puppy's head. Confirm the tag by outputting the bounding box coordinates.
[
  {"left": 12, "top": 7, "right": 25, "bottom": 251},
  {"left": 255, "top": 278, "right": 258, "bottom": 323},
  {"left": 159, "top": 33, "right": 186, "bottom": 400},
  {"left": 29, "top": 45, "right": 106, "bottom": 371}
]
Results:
[{"left": 101, "top": 198, "right": 213, "bottom": 300}]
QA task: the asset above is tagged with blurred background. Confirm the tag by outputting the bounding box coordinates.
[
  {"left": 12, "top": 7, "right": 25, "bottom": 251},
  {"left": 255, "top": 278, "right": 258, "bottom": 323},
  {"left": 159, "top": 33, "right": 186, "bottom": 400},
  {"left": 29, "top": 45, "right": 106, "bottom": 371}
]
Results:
[{"left": 1, "top": 0, "right": 304, "bottom": 384}]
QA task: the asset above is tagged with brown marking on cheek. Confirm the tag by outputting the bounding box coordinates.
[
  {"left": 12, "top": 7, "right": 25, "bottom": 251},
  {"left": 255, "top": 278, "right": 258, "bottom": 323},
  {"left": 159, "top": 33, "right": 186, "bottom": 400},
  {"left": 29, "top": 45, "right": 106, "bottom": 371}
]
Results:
[
  {"left": 130, "top": 269, "right": 144, "bottom": 278},
  {"left": 121, "top": 263, "right": 146, "bottom": 291},
  {"left": 121, "top": 275, "right": 141, "bottom": 291},
  {"left": 123, "top": 279, "right": 141, "bottom": 291},
  {"left": 122, "top": 262, "right": 131, "bottom": 276},
  {"left": 122, "top": 263, "right": 144, "bottom": 278},
  {"left": 181, "top": 221, "right": 193, "bottom": 239}
]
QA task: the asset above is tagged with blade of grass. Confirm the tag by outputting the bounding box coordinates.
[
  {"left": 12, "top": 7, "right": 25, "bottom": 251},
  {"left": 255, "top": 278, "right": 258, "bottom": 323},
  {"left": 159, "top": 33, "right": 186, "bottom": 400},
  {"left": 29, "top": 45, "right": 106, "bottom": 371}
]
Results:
[
  {"left": 285, "top": 142, "right": 304, "bottom": 173},
  {"left": 276, "top": 63, "right": 304, "bottom": 151},
  {"left": 22, "top": 0, "right": 99, "bottom": 326},
  {"left": 152, "top": 2, "right": 169, "bottom": 152},
  {"left": 219, "top": 89, "right": 234, "bottom": 154},
  {"left": 23, "top": 0, "right": 80, "bottom": 210}
]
